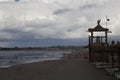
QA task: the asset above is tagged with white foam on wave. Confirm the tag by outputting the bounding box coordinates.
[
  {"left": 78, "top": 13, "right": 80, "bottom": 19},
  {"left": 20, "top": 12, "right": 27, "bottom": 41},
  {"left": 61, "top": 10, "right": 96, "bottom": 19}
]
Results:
[
  {"left": 24, "top": 57, "right": 61, "bottom": 64},
  {"left": 0, "top": 65, "right": 11, "bottom": 68}
]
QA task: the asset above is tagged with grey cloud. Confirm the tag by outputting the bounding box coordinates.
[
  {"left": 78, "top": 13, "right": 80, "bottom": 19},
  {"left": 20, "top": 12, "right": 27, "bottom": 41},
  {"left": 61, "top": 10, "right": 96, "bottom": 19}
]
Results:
[
  {"left": 1, "top": 28, "right": 36, "bottom": 40},
  {"left": 80, "top": 3, "right": 98, "bottom": 9},
  {"left": 53, "top": 8, "right": 72, "bottom": 15},
  {"left": 0, "top": 0, "right": 120, "bottom": 47}
]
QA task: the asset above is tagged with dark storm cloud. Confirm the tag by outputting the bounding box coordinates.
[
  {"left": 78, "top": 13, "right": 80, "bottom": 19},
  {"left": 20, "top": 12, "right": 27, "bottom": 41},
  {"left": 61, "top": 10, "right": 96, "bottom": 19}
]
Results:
[{"left": 0, "top": 38, "right": 88, "bottom": 47}]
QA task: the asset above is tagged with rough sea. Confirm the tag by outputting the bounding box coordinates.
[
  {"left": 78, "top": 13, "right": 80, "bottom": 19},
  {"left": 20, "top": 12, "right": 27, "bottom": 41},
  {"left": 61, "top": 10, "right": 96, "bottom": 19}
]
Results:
[{"left": 0, "top": 50, "right": 70, "bottom": 68}]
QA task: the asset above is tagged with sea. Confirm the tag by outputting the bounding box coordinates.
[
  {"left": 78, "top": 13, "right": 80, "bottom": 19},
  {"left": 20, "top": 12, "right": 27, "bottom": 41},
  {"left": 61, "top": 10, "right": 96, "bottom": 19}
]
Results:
[{"left": 0, "top": 50, "right": 71, "bottom": 68}]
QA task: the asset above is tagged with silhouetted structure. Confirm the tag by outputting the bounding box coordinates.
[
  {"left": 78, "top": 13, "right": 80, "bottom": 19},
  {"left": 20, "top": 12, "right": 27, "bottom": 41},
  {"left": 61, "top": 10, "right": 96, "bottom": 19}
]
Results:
[
  {"left": 115, "top": 41, "right": 120, "bottom": 68},
  {"left": 88, "top": 20, "right": 111, "bottom": 63}
]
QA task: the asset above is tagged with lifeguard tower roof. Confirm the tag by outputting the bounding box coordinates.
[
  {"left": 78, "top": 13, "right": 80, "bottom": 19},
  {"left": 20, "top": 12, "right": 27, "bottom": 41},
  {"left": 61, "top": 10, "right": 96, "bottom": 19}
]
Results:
[{"left": 88, "top": 19, "right": 109, "bottom": 32}]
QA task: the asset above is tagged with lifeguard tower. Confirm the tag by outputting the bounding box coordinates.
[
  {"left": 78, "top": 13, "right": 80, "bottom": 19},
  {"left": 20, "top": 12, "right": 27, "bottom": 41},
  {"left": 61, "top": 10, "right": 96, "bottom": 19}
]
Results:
[{"left": 88, "top": 20, "right": 111, "bottom": 63}]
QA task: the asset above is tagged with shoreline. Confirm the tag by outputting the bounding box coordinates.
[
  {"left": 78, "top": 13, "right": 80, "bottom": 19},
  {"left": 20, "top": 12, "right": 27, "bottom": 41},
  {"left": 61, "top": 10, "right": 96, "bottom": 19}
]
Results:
[
  {"left": 0, "top": 57, "right": 62, "bottom": 68},
  {"left": 0, "top": 50, "right": 70, "bottom": 68}
]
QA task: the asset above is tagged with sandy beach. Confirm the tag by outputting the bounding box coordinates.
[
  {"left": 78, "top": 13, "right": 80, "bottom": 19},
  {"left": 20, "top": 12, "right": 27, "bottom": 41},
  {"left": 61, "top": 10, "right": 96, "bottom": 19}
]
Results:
[{"left": 0, "top": 57, "right": 116, "bottom": 80}]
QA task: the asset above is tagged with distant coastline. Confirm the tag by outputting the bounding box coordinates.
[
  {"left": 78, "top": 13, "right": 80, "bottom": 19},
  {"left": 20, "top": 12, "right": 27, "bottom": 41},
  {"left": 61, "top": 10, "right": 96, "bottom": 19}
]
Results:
[{"left": 0, "top": 46, "right": 85, "bottom": 51}]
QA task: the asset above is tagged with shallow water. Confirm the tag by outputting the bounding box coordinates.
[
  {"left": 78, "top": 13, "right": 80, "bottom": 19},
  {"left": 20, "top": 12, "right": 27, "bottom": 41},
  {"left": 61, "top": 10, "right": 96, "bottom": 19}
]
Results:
[{"left": 0, "top": 50, "right": 70, "bottom": 68}]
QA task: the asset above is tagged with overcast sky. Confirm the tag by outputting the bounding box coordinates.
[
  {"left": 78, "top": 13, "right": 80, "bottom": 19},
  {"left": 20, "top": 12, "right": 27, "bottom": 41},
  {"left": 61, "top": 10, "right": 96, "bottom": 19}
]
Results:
[{"left": 0, "top": 0, "right": 119, "bottom": 47}]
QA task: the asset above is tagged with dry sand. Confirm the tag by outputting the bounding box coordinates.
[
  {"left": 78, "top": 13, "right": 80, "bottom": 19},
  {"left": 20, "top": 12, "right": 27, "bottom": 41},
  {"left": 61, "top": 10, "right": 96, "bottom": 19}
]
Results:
[{"left": 0, "top": 58, "right": 116, "bottom": 80}]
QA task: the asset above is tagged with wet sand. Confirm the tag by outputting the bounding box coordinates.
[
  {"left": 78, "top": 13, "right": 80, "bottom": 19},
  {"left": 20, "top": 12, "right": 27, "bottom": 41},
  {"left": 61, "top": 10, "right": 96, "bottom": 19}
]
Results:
[{"left": 0, "top": 59, "right": 116, "bottom": 80}]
